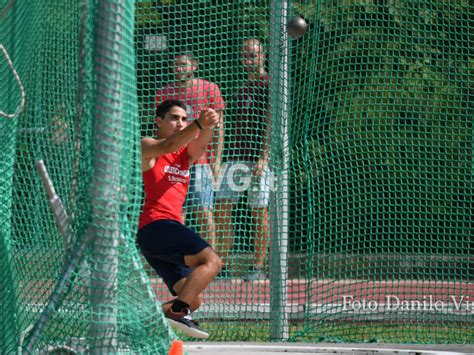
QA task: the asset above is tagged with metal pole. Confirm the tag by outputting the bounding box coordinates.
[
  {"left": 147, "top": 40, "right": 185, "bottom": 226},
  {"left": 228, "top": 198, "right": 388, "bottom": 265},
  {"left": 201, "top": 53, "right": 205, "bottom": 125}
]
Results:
[
  {"left": 87, "top": 0, "right": 133, "bottom": 352},
  {"left": 269, "top": 0, "right": 290, "bottom": 341},
  {"left": 0, "top": 2, "right": 20, "bottom": 352}
]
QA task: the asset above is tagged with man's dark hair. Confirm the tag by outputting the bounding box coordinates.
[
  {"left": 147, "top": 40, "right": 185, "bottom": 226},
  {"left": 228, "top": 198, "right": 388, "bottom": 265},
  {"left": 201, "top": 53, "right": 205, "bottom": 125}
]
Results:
[{"left": 156, "top": 99, "right": 187, "bottom": 119}]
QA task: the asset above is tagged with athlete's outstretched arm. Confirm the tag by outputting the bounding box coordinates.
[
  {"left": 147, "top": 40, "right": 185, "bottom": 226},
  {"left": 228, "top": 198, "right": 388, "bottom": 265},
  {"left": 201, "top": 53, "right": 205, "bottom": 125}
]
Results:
[
  {"left": 187, "top": 109, "right": 220, "bottom": 164},
  {"left": 141, "top": 109, "right": 216, "bottom": 160},
  {"left": 141, "top": 123, "right": 198, "bottom": 160}
]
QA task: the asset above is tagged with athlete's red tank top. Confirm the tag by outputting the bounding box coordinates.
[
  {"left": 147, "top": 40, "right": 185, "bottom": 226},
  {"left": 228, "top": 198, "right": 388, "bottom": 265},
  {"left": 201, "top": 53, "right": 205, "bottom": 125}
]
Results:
[{"left": 138, "top": 147, "right": 190, "bottom": 229}]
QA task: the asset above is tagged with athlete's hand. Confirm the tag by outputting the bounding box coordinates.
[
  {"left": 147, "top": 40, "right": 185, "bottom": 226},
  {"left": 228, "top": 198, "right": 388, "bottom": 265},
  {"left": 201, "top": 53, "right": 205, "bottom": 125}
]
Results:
[{"left": 196, "top": 108, "right": 220, "bottom": 130}]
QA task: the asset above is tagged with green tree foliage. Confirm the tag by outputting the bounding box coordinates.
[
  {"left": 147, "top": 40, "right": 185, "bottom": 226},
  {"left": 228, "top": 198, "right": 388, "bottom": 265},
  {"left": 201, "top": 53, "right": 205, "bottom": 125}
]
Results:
[{"left": 290, "top": 0, "right": 473, "bottom": 261}]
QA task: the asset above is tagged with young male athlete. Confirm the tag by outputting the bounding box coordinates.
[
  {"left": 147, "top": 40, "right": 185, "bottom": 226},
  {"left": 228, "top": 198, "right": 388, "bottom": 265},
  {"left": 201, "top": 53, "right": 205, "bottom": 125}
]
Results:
[{"left": 137, "top": 99, "right": 222, "bottom": 338}]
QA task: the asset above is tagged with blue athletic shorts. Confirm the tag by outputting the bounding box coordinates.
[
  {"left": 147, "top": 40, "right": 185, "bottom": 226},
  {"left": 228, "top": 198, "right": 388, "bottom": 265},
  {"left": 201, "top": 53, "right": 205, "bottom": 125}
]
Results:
[{"left": 136, "top": 219, "right": 210, "bottom": 295}]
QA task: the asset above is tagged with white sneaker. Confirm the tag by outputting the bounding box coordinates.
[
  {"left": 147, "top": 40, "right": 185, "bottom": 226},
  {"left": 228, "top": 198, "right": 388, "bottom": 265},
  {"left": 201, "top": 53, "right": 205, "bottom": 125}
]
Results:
[{"left": 165, "top": 308, "right": 209, "bottom": 339}]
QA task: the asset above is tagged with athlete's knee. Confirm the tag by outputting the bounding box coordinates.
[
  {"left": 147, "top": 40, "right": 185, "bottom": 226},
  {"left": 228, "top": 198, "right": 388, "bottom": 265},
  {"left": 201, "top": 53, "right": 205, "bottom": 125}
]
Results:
[
  {"left": 187, "top": 247, "right": 222, "bottom": 273},
  {"left": 211, "top": 254, "right": 223, "bottom": 274},
  {"left": 205, "top": 251, "right": 222, "bottom": 276},
  {"left": 215, "top": 255, "right": 223, "bottom": 273}
]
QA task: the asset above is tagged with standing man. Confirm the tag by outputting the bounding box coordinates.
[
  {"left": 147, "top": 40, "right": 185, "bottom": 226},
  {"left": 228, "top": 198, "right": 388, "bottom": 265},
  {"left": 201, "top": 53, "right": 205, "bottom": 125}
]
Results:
[
  {"left": 156, "top": 50, "right": 225, "bottom": 248},
  {"left": 215, "top": 38, "right": 271, "bottom": 281},
  {"left": 137, "top": 99, "right": 222, "bottom": 338}
]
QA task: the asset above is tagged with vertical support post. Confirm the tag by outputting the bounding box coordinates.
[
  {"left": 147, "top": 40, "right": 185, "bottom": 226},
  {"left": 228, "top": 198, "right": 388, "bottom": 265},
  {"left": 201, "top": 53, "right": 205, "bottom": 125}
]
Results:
[
  {"left": 88, "top": 0, "right": 133, "bottom": 352},
  {"left": 269, "top": 0, "right": 290, "bottom": 341},
  {"left": 0, "top": 3, "right": 20, "bottom": 352},
  {"left": 0, "top": 84, "right": 19, "bottom": 355}
]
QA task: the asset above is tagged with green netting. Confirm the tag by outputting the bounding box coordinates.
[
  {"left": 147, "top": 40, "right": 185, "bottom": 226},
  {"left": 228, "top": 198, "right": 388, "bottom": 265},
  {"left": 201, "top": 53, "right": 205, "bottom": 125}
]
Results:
[
  {"left": 1, "top": 0, "right": 473, "bottom": 352},
  {"left": 2, "top": 1, "right": 173, "bottom": 353},
  {"left": 135, "top": 0, "right": 473, "bottom": 344}
]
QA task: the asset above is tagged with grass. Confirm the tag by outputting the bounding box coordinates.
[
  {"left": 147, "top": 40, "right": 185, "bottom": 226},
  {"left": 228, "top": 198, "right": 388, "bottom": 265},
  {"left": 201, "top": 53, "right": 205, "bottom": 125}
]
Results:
[{"left": 184, "top": 321, "right": 474, "bottom": 344}]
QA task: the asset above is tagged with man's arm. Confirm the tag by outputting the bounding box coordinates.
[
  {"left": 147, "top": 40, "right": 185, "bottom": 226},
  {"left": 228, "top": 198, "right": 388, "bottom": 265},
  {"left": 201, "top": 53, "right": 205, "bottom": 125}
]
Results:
[
  {"left": 210, "top": 110, "right": 224, "bottom": 176},
  {"left": 261, "top": 109, "right": 270, "bottom": 160},
  {"left": 141, "top": 121, "right": 202, "bottom": 160},
  {"left": 187, "top": 127, "right": 215, "bottom": 165},
  {"left": 254, "top": 109, "right": 270, "bottom": 176},
  {"left": 187, "top": 109, "right": 220, "bottom": 164}
]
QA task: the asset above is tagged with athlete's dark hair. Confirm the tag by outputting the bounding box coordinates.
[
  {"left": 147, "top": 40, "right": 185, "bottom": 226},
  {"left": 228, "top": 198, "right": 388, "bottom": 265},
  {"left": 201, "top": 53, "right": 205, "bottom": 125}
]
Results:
[{"left": 155, "top": 99, "right": 187, "bottom": 119}]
